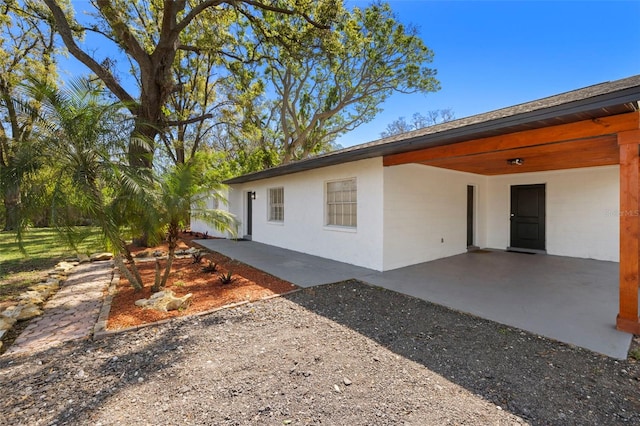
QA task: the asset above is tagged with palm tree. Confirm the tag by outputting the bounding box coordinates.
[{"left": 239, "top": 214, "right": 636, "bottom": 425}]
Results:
[
  {"left": 28, "top": 78, "right": 151, "bottom": 290},
  {"left": 27, "top": 78, "right": 238, "bottom": 293},
  {"left": 152, "top": 158, "right": 237, "bottom": 292}
]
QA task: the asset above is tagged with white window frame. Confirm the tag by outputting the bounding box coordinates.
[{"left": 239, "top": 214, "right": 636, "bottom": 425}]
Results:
[
  {"left": 268, "top": 187, "right": 284, "bottom": 222},
  {"left": 325, "top": 178, "right": 357, "bottom": 228}
]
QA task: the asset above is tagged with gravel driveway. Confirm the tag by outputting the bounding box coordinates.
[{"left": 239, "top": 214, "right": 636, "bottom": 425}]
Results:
[{"left": 1, "top": 280, "right": 638, "bottom": 425}]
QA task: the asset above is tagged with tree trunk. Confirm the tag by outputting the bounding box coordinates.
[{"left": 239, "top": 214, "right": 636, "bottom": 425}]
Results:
[
  {"left": 159, "top": 224, "right": 179, "bottom": 289},
  {"left": 175, "top": 125, "right": 186, "bottom": 165},
  {"left": 3, "top": 178, "right": 20, "bottom": 231},
  {"left": 114, "top": 255, "right": 142, "bottom": 291},
  {"left": 152, "top": 258, "right": 162, "bottom": 292},
  {"left": 115, "top": 236, "right": 144, "bottom": 288},
  {"left": 129, "top": 115, "right": 160, "bottom": 247},
  {"left": 160, "top": 252, "right": 174, "bottom": 289},
  {"left": 129, "top": 119, "right": 158, "bottom": 169},
  {"left": 122, "top": 246, "right": 144, "bottom": 287}
]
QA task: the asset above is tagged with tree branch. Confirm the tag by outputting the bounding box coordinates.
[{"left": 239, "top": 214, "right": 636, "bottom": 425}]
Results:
[
  {"left": 239, "top": 0, "right": 331, "bottom": 29},
  {"left": 42, "top": 0, "right": 136, "bottom": 109},
  {"left": 82, "top": 25, "right": 119, "bottom": 45},
  {"left": 165, "top": 114, "right": 213, "bottom": 127},
  {"left": 95, "top": 0, "right": 151, "bottom": 70},
  {"left": 175, "top": 0, "right": 225, "bottom": 34}
]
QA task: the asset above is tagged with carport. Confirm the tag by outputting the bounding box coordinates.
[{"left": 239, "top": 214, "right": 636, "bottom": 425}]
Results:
[{"left": 381, "top": 86, "right": 640, "bottom": 336}]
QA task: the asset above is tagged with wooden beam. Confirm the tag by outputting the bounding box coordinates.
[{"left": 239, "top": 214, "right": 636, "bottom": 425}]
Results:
[
  {"left": 419, "top": 136, "right": 618, "bottom": 176},
  {"left": 618, "top": 129, "right": 640, "bottom": 145},
  {"left": 384, "top": 112, "right": 640, "bottom": 167},
  {"left": 617, "top": 133, "right": 640, "bottom": 334}
]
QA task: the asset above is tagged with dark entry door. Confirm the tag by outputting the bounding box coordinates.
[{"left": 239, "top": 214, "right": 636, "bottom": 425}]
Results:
[
  {"left": 467, "top": 185, "right": 474, "bottom": 247},
  {"left": 510, "top": 184, "right": 545, "bottom": 251},
  {"left": 246, "top": 192, "right": 253, "bottom": 237}
]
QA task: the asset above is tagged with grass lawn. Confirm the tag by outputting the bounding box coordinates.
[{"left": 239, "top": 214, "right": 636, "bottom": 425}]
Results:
[{"left": 0, "top": 227, "right": 105, "bottom": 303}]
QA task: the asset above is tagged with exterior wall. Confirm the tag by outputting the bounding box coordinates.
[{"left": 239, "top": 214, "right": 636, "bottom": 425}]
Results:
[
  {"left": 200, "top": 160, "right": 619, "bottom": 271},
  {"left": 228, "top": 158, "right": 385, "bottom": 270},
  {"left": 190, "top": 190, "right": 233, "bottom": 238},
  {"left": 383, "top": 164, "right": 618, "bottom": 269},
  {"left": 485, "top": 165, "right": 619, "bottom": 261},
  {"left": 382, "top": 164, "right": 488, "bottom": 270}
]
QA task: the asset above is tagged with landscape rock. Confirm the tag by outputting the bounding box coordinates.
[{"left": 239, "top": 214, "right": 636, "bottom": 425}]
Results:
[
  {"left": 15, "top": 303, "right": 43, "bottom": 321},
  {"left": 54, "top": 262, "right": 76, "bottom": 274},
  {"left": 0, "top": 314, "right": 17, "bottom": 330},
  {"left": 16, "top": 291, "right": 46, "bottom": 305},
  {"left": 152, "top": 250, "right": 165, "bottom": 257},
  {"left": 28, "top": 283, "right": 60, "bottom": 299},
  {"left": 90, "top": 252, "right": 114, "bottom": 262},
  {"left": 135, "top": 290, "right": 193, "bottom": 312},
  {"left": 53, "top": 266, "right": 73, "bottom": 276},
  {"left": 78, "top": 254, "right": 91, "bottom": 264}
]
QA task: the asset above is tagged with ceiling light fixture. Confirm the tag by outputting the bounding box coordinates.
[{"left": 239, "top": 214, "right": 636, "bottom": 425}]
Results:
[{"left": 507, "top": 158, "right": 524, "bottom": 166}]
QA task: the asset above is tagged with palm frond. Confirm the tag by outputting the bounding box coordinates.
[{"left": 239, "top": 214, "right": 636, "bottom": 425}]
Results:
[{"left": 192, "top": 208, "right": 238, "bottom": 239}]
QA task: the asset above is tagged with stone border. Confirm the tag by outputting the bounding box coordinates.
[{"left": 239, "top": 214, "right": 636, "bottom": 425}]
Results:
[
  {"left": 1, "top": 261, "right": 78, "bottom": 350},
  {"left": 93, "top": 282, "right": 301, "bottom": 339},
  {"left": 93, "top": 267, "right": 119, "bottom": 338},
  {"left": 130, "top": 254, "right": 195, "bottom": 263}
]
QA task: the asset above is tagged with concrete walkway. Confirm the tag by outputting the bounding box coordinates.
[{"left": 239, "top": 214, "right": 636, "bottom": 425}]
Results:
[
  {"left": 3, "top": 261, "right": 113, "bottom": 356},
  {"left": 195, "top": 239, "right": 633, "bottom": 360},
  {"left": 195, "top": 238, "right": 375, "bottom": 287}
]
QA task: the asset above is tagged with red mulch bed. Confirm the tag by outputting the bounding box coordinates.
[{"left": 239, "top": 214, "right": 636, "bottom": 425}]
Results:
[{"left": 106, "top": 235, "right": 298, "bottom": 330}]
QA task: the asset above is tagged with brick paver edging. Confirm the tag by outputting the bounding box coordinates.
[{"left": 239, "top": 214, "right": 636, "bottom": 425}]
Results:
[
  {"left": 92, "top": 268, "right": 120, "bottom": 338},
  {"left": 93, "top": 282, "right": 301, "bottom": 339}
]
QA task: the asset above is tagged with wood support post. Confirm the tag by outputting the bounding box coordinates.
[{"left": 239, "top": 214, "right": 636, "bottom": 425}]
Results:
[{"left": 617, "top": 129, "right": 640, "bottom": 334}]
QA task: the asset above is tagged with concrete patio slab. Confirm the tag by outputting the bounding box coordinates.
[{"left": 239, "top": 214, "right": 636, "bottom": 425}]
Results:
[
  {"left": 194, "top": 239, "right": 633, "bottom": 359},
  {"left": 195, "top": 239, "right": 376, "bottom": 287},
  {"left": 361, "top": 250, "right": 632, "bottom": 360}
]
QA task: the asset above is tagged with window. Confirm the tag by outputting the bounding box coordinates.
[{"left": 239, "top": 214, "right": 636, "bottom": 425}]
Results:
[
  {"left": 268, "top": 187, "right": 284, "bottom": 222},
  {"left": 207, "top": 195, "right": 219, "bottom": 210},
  {"left": 326, "top": 178, "right": 357, "bottom": 227}
]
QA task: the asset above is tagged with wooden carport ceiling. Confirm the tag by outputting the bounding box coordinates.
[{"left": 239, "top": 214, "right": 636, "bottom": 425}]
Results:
[
  {"left": 383, "top": 112, "right": 639, "bottom": 175},
  {"left": 414, "top": 136, "right": 619, "bottom": 175}
]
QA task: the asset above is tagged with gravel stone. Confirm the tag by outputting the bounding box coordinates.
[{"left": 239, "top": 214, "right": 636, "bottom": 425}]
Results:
[{"left": 0, "top": 280, "right": 638, "bottom": 425}]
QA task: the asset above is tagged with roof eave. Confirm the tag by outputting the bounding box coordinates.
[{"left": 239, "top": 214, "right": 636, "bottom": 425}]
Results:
[{"left": 224, "top": 84, "right": 640, "bottom": 185}]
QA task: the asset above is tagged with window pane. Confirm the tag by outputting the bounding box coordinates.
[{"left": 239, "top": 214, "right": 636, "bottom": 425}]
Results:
[
  {"left": 326, "top": 178, "right": 356, "bottom": 227},
  {"left": 269, "top": 187, "right": 284, "bottom": 222}
]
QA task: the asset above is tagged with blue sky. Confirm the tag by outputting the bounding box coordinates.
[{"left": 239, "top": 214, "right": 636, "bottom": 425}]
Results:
[
  {"left": 335, "top": 0, "right": 640, "bottom": 147},
  {"left": 61, "top": 1, "right": 640, "bottom": 148}
]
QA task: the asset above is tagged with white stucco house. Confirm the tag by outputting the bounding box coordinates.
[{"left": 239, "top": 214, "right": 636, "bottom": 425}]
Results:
[{"left": 193, "top": 75, "right": 640, "bottom": 335}]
